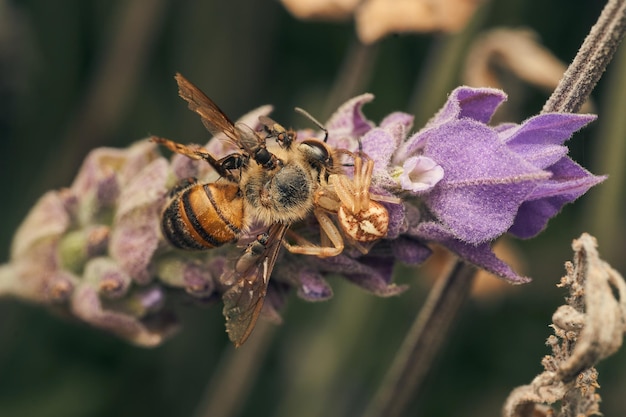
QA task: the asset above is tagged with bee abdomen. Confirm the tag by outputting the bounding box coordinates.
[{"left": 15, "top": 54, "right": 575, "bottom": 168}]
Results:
[{"left": 162, "top": 183, "right": 244, "bottom": 250}]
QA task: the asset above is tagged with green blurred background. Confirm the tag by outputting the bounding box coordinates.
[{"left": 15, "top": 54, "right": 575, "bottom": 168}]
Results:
[{"left": 1, "top": 0, "right": 625, "bottom": 416}]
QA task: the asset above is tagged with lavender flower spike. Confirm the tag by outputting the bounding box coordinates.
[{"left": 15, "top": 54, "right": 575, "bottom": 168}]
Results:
[
  {"left": 411, "top": 88, "right": 604, "bottom": 282},
  {"left": 337, "top": 87, "right": 604, "bottom": 283},
  {"left": 0, "top": 86, "right": 605, "bottom": 345}
]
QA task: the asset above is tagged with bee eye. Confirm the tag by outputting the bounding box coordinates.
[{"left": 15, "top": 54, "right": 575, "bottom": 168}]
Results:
[
  {"left": 255, "top": 148, "right": 273, "bottom": 167},
  {"left": 299, "top": 140, "right": 331, "bottom": 167}
]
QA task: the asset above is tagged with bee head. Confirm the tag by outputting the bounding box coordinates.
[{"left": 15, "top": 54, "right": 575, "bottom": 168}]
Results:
[{"left": 298, "top": 139, "right": 334, "bottom": 177}]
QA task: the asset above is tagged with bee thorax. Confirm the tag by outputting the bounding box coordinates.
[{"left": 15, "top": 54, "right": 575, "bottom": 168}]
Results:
[{"left": 243, "top": 163, "right": 314, "bottom": 224}]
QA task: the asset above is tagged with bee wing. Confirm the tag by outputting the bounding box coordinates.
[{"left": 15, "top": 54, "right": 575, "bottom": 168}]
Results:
[
  {"left": 222, "top": 223, "right": 288, "bottom": 347},
  {"left": 174, "top": 73, "right": 240, "bottom": 147},
  {"left": 258, "top": 115, "right": 278, "bottom": 133}
]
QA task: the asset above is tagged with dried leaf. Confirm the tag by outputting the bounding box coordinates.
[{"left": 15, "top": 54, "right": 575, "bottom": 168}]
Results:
[
  {"left": 502, "top": 233, "right": 625, "bottom": 417},
  {"left": 463, "top": 28, "right": 594, "bottom": 113},
  {"left": 280, "top": 0, "right": 360, "bottom": 20},
  {"left": 356, "top": 0, "right": 483, "bottom": 44}
]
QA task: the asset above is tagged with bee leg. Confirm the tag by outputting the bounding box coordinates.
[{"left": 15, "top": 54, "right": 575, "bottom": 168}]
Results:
[
  {"left": 151, "top": 136, "right": 237, "bottom": 182},
  {"left": 283, "top": 209, "right": 344, "bottom": 258},
  {"left": 151, "top": 136, "right": 206, "bottom": 159}
]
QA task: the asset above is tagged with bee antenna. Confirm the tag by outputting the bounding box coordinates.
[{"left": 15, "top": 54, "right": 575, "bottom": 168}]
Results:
[{"left": 294, "top": 107, "right": 328, "bottom": 142}]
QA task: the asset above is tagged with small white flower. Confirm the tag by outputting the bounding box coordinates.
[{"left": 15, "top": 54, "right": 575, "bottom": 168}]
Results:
[{"left": 397, "top": 156, "right": 444, "bottom": 193}]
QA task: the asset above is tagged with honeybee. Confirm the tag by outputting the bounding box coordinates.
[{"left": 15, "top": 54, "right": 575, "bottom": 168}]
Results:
[{"left": 153, "top": 73, "right": 397, "bottom": 346}]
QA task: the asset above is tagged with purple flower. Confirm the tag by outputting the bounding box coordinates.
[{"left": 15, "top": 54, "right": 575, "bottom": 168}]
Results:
[
  {"left": 0, "top": 141, "right": 211, "bottom": 346},
  {"left": 0, "top": 85, "right": 605, "bottom": 346},
  {"left": 322, "top": 87, "right": 604, "bottom": 283}
]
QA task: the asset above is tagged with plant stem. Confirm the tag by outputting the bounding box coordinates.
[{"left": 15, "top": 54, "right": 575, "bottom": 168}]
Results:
[
  {"left": 193, "top": 321, "right": 276, "bottom": 417},
  {"left": 542, "top": 0, "right": 626, "bottom": 114},
  {"left": 323, "top": 38, "right": 379, "bottom": 119},
  {"left": 361, "top": 261, "right": 476, "bottom": 417}
]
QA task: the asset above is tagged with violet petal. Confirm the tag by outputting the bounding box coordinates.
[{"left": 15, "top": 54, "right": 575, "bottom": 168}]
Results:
[
  {"left": 71, "top": 283, "right": 176, "bottom": 347},
  {"left": 296, "top": 268, "right": 333, "bottom": 301},
  {"left": 422, "top": 120, "right": 549, "bottom": 244},
  {"left": 390, "top": 237, "right": 433, "bottom": 265},
  {"left": 110, "top": 158, "right": 168, "bottom": 284},
  {"left": 500, "top": 113, "right": 597, "bottom": 169},
  {"left": 509, "top": 158, "right": 607, "bottom": 238},
  {"left": 416, "top": 221, "right": 530, "bottom": 284},
  {"left": 315, "top": 254, "right": 407, "bottom": 297},
  {"left": 325, "top": 93, "right": 375, "bottom": 144},
  {"left": 427, "top": 86, "right": 507, "bottom": 127}
]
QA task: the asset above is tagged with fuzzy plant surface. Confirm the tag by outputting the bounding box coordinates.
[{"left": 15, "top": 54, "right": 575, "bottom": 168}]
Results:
[{"left": 0, "top": 85, "right": 604, "bottom": 346}]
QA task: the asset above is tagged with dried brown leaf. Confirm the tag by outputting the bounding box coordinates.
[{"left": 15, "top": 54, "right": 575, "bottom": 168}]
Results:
[
  {"left": 280, "top": 0, "right": 360, "bottom": 20},
  {"left": 356, "top": 0, "right": 483, "bottom": 44},
  {"left": 502, "top": 233, "right": 625, "bottom": 417}
]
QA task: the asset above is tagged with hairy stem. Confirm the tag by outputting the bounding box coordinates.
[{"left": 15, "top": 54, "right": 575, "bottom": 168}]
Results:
[{"left": 542, "top": 0, "right": 626, "bottom": 114}]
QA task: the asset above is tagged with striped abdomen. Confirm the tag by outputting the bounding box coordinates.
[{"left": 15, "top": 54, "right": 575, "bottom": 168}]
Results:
[{"left": 162, "top": 182, "right": 244, "bottom": 250}]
